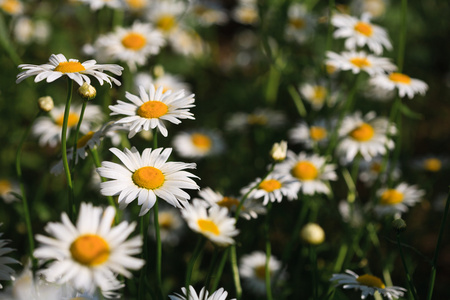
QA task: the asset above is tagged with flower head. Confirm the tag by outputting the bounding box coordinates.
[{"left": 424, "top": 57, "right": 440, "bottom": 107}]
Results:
[
  {"left": 172, "top": 129, "right": 225, "bottom": 159},
  {"left": 330, "top": 269, "right": 406, "bottom": 299},
  {"left": 109, "top": 84, "right": 195, "bottom": 138},
  {"left": 369, "top": 72, "right": 428, "bottom": 99},
  {"left": 270, "top": 140, "right": 288, "bottom": 161},
  {"left": 374, "top": 182, "right": 425, "bottom": 217},
  {"left": 0, "top": 232, "right": 20, "bottom": 289},
  {"left": 325, "top": 50, "right": 396, "bottom": 75},
  {"left": 97, "top": 147, "right": 199, "bottom": 216},
  {"left": 16, "top": 54, "right": 123, "bottom": 87},
  {"left": 240, "top": 174, "right": 300, "bottom": 205},
  {"left": 169, "top": 286, "right": 235, "bottom": 300},
  {"left": 33, "top": 203, "right": 144, "bottom": 297},
  {"left": 289, "top": 120, "right": 330, "bottom": 149}
]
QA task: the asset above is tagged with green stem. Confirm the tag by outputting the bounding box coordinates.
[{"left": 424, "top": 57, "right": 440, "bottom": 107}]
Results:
[
  {"left": 89, "top": 148, "right": 117, "bottom": 212},
  {"left": 264, "top": 202, "right": 273, "bottom": 300},
  {"left": 426, "top": 189, "right": 450, "bottom": 300},
  {"left": 396, "top": 233, "right": 419, "bottom": 300},
  {"left": 288, "top": 85, "right": 307, "bottom": 118},
  {"left": 0, "top": 13, "right": 22, "bottom": 66},
  {"left": 61, "top": 78, "right": 75, "bottom": 220},
  {"left": 204, "top": 247, "right": 220, "bottom": 293},
  {"left": 230, "top": 244, "right": 242, "bottom": 300},
  {"left": 138, "top": 212, "right": 150, "bottom": 300},
  {"left": 210, "top": 247, "right": 230, "bottom": 292},
  {"left": 397, "top": 0, "right": 408, "bottom": 72},
  {"left": 266, "top": 65, "right": 281, "bottom": 105},
  {"left": 324, "top": 0, "right": 335, "bottom": 59},
  {"left": 310, "top": 245, "right": 318, "bottom": 300},
  {"left": 15, "top": 110, "right": 42, "bottom": 272},
  {"left": 153, "top": 200, "right": 164, "bottom": 300},
  {"left": 185, "top": 237, "right": 206, "bottom": 297}
]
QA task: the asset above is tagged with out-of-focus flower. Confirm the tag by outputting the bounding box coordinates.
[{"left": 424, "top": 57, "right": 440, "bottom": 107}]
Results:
[
  {"left": 16, "top": 54, "right": 123, "bottom": 87},
  {"left": 172, "top": 129, "right": 225, "bottom": 159},
  {"left": 37, "top": 96, "right": 54, "bottom": 112},
  {"left": 109, "top": 84, "right": 195, "bottom": 138},
  {"left": 168, "top": 28, "right": 208, "bottom": 57},
  {"left": 331, "top": 12, "right": 392, "bottom": 55},
  {"left": 13, "top": 17, "right": 51, "bottom": 45},
  {"left": 289, "top": 120, "right": 330, "bottom": 149},
  {"left": 330, "top": 269, "right": 406, "bottom": 299},
  {"left": 352, "top": 0, "right": 387, "bottom": 18},
  {"left": 299, "top": 82, "right": 338, "bottom": 111},
  {"left": 97, "top": 147, "right": 199, "bottom": 216},
  {"left": 300, "top": 223, "right": 325, "bottom": 245},
  {"left": 374, "top": 182, "right": 425, "bottom": 217},
  {"left": 0, "top": 232, "right": 20, "bottom": 289},
  {"left": 169, "top": 286, "right": 235, "bottom": 300},
  {"left": 146, "top": 0, "right": 186, "bottom": 36},
  {"left": 369, "top": 72, "right": 428, "bottom": 99},
  {"left": 76, "top": 0, "right": 123, "bottom": 10},
  {"left": 412, "top": 155, "right": 449, "bottom": 173},
  {"left": 270, "top": 140, "right": 287, "bottom": 161},
  {"left": 0, "top": 179, "right": 20, "bottom": 203},
  {"left": 150, "top": 207, "right": 184, "bottom": 246},
  {"left": 285, "top": 3, "right": 315, "bottom": 44},
  {"left": 225, "top": 108, "right": 286, "bottom": 132},
  {"left": 181, "top": 200, "right": 239, "bottom": 247},
  {"left": 358, "top": 156, "right": 402, "bottom": 186},
  {"left": 0, "top": 0, "right": 23, "bottom": 15},
  {"left": 134, "top": 72, "right": 191, "bottom": 95},
  {"left": 325, "top": 50, "right": 396, "bottom": 75},
  {"left": 124, "top": 0, "right": 149, "bottom": 12},
  {"left": 240, "top": 174, "right": 300, "bottom": 205},
  {"left": 336, "top": 111, "right": 396, "bottom": 164},
  {"left": 232, "top": 0, "right": 259, "bottom": 25}
]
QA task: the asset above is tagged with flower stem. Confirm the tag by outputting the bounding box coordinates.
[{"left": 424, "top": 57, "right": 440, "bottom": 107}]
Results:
[
  {"left": 309, "top": 245, "right": 318, "bottom": 300},
  {"left": 89, "top": 148, "right": 117, "bottom": 213},
  {"left": 15, "top": 110, "right": 42, "bottom": 272},
  {"left": 204, "top": 246, "right": 220, "bottom": 292},
  {"left": 61, "top": 78, "right": 75, "bottom": 220},
  {"left": 153, "top": 199, "right": 164, "bottom": 300},
  {"left": 396, "top": 233, "right": 419, "bottom": 300},
  {"left": 210, "top": 247, "right": 230, "bottom": 292},
  {"left": 426, "top": 188, "right": 450, "bottom": 300},
  {"left": 230, "top": 244, "right": 242, "bottom": 300},
  {"left": 138, "top": 212, "right": 150, "bottom": 300},
  {"left": 264, "top": 202, "right": 273, "bottom": 300},
  {"left": 185, "top": 236, "right": 206, "bottom": 298},
  {"left": 288, "top": 85, "right": 307, "bottom": 118},
  {"left": 397, "top": 0, "right": 408, "bottom": 73}
]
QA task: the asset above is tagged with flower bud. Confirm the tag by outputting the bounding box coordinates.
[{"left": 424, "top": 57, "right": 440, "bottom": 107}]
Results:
[
  {"left": 37, "top": 96, "right": 54, "bottom": 112},
  {"left": 270, "top": 140, "right": 287, "bottom": 162},
  {"left": 300, "top": 223, "right": 325, "bottom": 245},
  {"left": 78, "top": 82, "right": 96, "bottom": 100},
  {"left": 392, "top": 218, "right": 406, "bottom": 233},
  {"left": 153, "top": 65, "right": 165, "bottom": 78}
]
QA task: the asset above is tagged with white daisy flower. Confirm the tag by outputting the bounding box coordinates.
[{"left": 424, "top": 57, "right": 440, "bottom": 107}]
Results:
[
  {"left": 374, "top": 182, "right": 425, "bottom": 217},
  {"left": 169, "top": 28, "right": 208, "bottom": 58},
  {"left": 325, "top": 51, "right": 396, "bottom": 76},
  {"left": 274, "top": 151, "right": 337, "bottom": 195},
  {"left": 13, "top": 17, "right": 51, "bottom": 45},
  {"left": 32, "top": 104, "right": 103, "bottom": 148},
  {"left": 172, "top": 129, "right": 225, "bottom": 159},
  {"left": 336, "top": 111, "right": 396, "bottom": 163},
  {"left": 16, "top": 53, "right": 123, "bottom": 87},
  {"left": 225, "top": 108, "right": 286, "bottom": 132},
  {"left": 97, "top": 147, "right": 199, "bottom": 216},
  {"left": 369, "top": 72, "right": 428, "bottom": 99},
  {"left": 77, "top": 0, "right": 123, "bottom": 11},
  {"left": 146, "top": 0, "right": 186, "bottom": 36},
  {"left": 109, "top": 84, "right": 195, "bottom": 138},
  {"left": 285, "top": 3, "right": 315, "bottom": 44},
  {"left": 134, "top": 72, "right": 191, "bottom": 95},
  {"left": 0, "top": 179, "right": 20, "bottom": 203},
  {"left": 232, "top": 0, "right": 259, "bottom": 25},
  {"left": 124, "top": 0, "right": 149, "bottom": 12},
  {"left": 33, "top": 202, "right": 144, "bottom": 297},
  {"left": 299, "top": 82, "right": 338, "bottom": 110},
  {"left": 412, "top": 155, "right": 449, "bottom": 173},
  {"left": 181, "top": 199, "right": 239, "bottom": 247},
  {"left": 363, "top": 80, "right": 396, "bottom": 102},
  {"left": 0, "top": 0, "right": 23, "bottom": 15},
  {"left": 330, "top": 269, "right": 406, "bottom": 299},
  {"left": 289, "top": 120, "right": 330, "bottom": 149},
  {"left": 149, "top": 206, "right": 184, "bottom": 246},
  {"left": 239, "top": 251, "right": 283, "bottom": 296},
  {"left": 194, "top": 187, "right": 266, "bottom": 220},
  {"left": 91, "top": 22, "right": 165, "bottom": 72},
  {"left": 352, "top": 0, "right": 387, "bottom": 19},
  {"left": 190, "top": 2, "right": 229, "bottom": 26},
  {"left": 240, "top": 174, "right": 300, "bottom": 205},
  {"left": 0, "top": 232, "right": 20, "bottom": 289},
  {"left": 331, "top": 12, "right": 392, "bottom": 55},
  {"left": 169, "top": 286, "right": 236, "bottom": 300},
  {"left": 358, "top": 156, "right": 401, "bottom": 187}
]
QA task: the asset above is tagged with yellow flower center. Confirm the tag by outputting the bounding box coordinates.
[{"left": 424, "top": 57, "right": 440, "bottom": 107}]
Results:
[
  {"left": 370, "top": 162, "right": 382, "bottom": 173},
  {"left": 354, "top": 21, "right": 373, "bottom": 36},
  {"left": 239, "top": 7, "right": 258, "bottom": 24},
  {"left": 121, "top": 32, "right": 147, "bottom": 50},
  {"left": 0, "top": 180, "right": 12, "bottom": 195},
  {"left": 259, "top": 179, "right": 282, "bottom": 192},
  {"left": 350, "top": 57, "right": 371, "bottom": 68},
  {"left": 309, "top": 126, "right": 327, "bottom": 141},
  {"left": 157, "top": 15, "right": 177, "bottom": 32},
  {"left": 197, "top": 219, "right": 220, "bottom": 235},
  {"left": 1, "top": 0, "right": 21, "bottom": 14},
  {"left": 247, "top": 114, "right": 267, "bottom": 125},
  {"left": 254, "top": 265, "right": 269, "bottom": 280},
  {"left": 137, "top": 101, "right": 169, "bottom": 119},
  {"left": 291, "top": 161, "right": 318, "bottom": 181},
  {"left": 55, "top": 112, "right": 79, "bottom": 128},
  {"left": 424, "top": 158, "right": 442, "bottom": 172},
  {"left": 356, "top": 274, "right": 386, "bottom": 289},
  {"left": 70, "top": 234, "right": 110, "bottom": 266},
  {"left": 159, "top": 212, "right": 175, "bottom": 229},
  {"left": 216, "top": 197, "right": 240, "bottom": 210},
  {"left": 312, "top": 86, "right": 327, "bottom": 103},
  {"left": 126, "top": 0, "right": 146, "bottom": 10},
  {"left": 76, "top": 131, "right": 95, "bottom": 149},
  {"left": 389, "top": 72, "right": 412, "bottom": 84},
  {"left": 132, "top": 166, "right": 165, "bottom": 190},
  {"left": 191, "top": 133, "right": 212, "bottom": 151},
  {"left": 350, "top": 123, "right": 375, "bottom": 142},
  {"left": 290, "top": 18, "right": 305, "bottom": 29},
  {"left": 380, "top": 189, "right": 404, "bottom": 205},
  {"left": 54, "top": 61, "right": 86, "bottom": 73}
]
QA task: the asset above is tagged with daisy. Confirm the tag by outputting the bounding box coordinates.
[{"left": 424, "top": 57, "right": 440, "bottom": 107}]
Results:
[
  {"left": 369, "top": 72, "right": 428, "bottom": 99},
  {"left": 358, "top": 156, "right": 401, "bottom": 186},
  {"left": 109, "top": 84, "right": 195, "bottom": 138},
  {"left": 16, "top": 54, "right": 123, "bottom": 87},
  {"left": 374, "top": 182, "right": 425, "bottom": 217},
  {"left": 330, "top": 269, "right": 406, "bottom": 299},
  {"left": 274, "top": 151, "right": 337, "bottom": 195},
  {"left": 97, "top": 147, "right": 199, "bottom": 216},
  {"left": 13, "top": 17, "right": 51, "bottom": 45},
  {"left": 0, "top": 232, "right": 20, "bottom": 289},
  {"left": 0, "top": 179, "right": 20, "bottom": 203},
  {"left": 336, "top": 111, "right": 396, "bottom": 163},
  {"left": 190, "top": 1, "right": 229, "bottom": 26},
  {"left": 146, "top": 0, "right": 186, "bottom": 36},
  {"left": 352, "top": 0, "right": 387, "bottom": 19},
  {"left": 285, "top": 3, "right": 315, "bottom": 44},
  {"left": 149, "top": 206, "right": 184, "bottom": 246},
  {"left": 194, "top": 187, "right": 266, "bottom": 220},
  {"left": 32, "top": 104, "right": 103, "bottom": 148},
  {"left": 0, "top": 0, "right": 23, "bottom": 15},
  {"left": 239, "top": 251, "right": 283, "bottom": 296},
  {"left": 299, "top": 82, "right": 338, "bottom": 110},
  {"left": 172, "top": 129, "right": 225, "bottom": 159},
  {"left": 34, "top": 202, "right": 144, "bottom": 296},
  {"left": 331, "top": 12, "right": 392, "bottom": 55},
  {"left": 181, "top": 199, "right": 239, "bottom": 246},
  {"left": 168, "top": 28, "right": 207, "bottom": 58},
  {"left": 240, "top": 174, "right": 300, "bottom": 205},
  {"left": 412, "top": 155, "right": 449, "bottom": 172},
  {"left": 76, "top": 0, "right": 123, "bottom": 11},
  {"left": 288, "top": 120, "right": 330, "bottom": 149},
  {"left": 325, "top": 51, "right": 396, "bottom": 76},
  {"left": 91, "top": 22, "right": 165, "bottom": 71},
  {"left": 124, "top": 0, "right": 149, "bottom": 12},
  {"left": 232, "top": 0, "right": 259, "bottom": 25},
  {"left": 169, "top": 286, "right": 235, "bottom": 300},
  {"left": 225, "top": 108, "right": 286, "bottom": 132},
  {"left": 134, "top": 72, "right": 191, "bottom": 95}
]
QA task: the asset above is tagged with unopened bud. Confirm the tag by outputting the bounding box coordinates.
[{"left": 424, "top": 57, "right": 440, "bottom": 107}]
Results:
[
  {"left": 270, "top": 140, "right": 287, "bottom": 162},
  {"left": 153, "top": 65, "right": 165, "bottom": 78},
  {"left": 300, "top": 223, "right": 325, "bottom": 245},
  {"left": 37, "top": 96, "right": 54, "bottom": 112},
  {"left": 392, "top": 218, "right": 406, "bottom": 233},
  {"left": 78, "top": 82, "right": 96, "bottom": 100}
]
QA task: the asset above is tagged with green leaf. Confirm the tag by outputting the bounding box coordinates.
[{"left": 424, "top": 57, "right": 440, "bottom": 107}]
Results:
[{"left": 400, "top": 103, "right": 423, "bottom": 119}]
